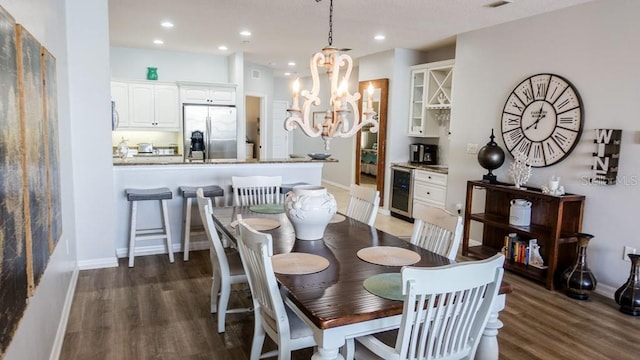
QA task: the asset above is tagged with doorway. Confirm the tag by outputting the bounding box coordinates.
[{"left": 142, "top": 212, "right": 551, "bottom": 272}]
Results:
[
  {"left": 355, "top": 79, "right": 389, "bottom": 206},
  {"left": 245, "top": 94, "right": 266, "bottom": 160}
]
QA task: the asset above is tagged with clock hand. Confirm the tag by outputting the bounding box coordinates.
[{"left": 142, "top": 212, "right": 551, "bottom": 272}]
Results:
[{"left": 525, "top": 104, "right": 546, "bottom": 131}]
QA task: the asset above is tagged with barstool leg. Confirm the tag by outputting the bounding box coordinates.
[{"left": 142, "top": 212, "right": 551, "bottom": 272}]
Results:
[
  {"left": 182, "top": 197, "right": 192, "bottom": 261},
  {"left": 128, "top": 201, "right": 138, "bottom": 267},
  {"left": 161, "top": 199, "right": 175, "bottom": 263}
]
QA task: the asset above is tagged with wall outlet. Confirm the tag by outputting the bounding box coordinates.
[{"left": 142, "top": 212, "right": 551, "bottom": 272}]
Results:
[
  {"left": 623, "top": 246, "right": 637, "bottom": 261},
  {"left": 466, "top": 143, "right": 478, "bottom": 154}
]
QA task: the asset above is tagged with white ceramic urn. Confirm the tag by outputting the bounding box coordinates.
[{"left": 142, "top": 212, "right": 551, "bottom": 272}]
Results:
[{"left": 284, "top": 185, "right": 337, "bottom": 240}]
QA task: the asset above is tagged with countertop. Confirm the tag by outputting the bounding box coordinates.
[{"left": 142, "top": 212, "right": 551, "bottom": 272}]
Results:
[
  {"left": 391, "top": 162, "right": 449, "bottom": 174},
  {"left": 113, "top": 156, "right": 338, "bottom": 166}
]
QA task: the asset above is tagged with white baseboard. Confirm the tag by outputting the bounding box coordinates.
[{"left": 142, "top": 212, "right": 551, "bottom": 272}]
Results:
[
  {"left": 321, "top": 179, "right": 350, "bottom": 191},
  {"left": 594, "top": 283, "right": 616, "bottom": 299},
  {"left": 115, "top": 240, "right": 210, "bottom": 258},
  {"left": 49, "top": 265, "right": 79, "bottom": 360},
  {"left": 77, "top": 257, "right": 119, "bottom": 270}
]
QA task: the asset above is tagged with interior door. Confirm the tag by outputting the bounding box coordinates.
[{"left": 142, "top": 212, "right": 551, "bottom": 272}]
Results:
[{"left": 271, "top": 100, "right": 290, "bottom": 159}]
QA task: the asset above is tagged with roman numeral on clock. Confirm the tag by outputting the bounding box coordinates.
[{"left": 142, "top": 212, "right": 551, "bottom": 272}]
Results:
[
  {"left": 517, "top": 139, "right": 531, "bottom": 154},
  {"left": 511, "top": 101, "right": 523, "bottom": 112},
  {"left": 556, "top": 98, "right": 571, "bottom": 110},
  {"left": 553, "top": 132, "right": 568, "bottom": 146},
  {"left": 536, "top": 83, "right": 547, "bottom": 98}
]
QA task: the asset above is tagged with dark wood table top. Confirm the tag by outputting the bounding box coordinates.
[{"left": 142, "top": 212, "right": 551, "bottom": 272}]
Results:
[{"left": 211, "top": 206, "right": 510, "bottom": 330}]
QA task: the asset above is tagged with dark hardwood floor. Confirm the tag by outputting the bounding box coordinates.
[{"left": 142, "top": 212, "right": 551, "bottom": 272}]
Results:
[{"left": 60, "top": 250, "right": 640, "bottom": 360}]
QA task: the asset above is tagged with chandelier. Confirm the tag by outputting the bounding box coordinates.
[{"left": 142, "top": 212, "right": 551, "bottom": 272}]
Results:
[{"left": 284, "top": 0, "right": 379, "bottom": 151}]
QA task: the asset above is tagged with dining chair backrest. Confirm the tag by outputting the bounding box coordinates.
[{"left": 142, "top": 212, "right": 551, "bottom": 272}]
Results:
[
  {"left": 345, "top": 184, "right": 380, "bottom": 226},
  {"left": 355, "top": 254, "right": 505, "bottom": 360},
  {"left": 232, "top": 175, "right": 282, "bottom": 206},
  {"left": 397, "top": 253, "right": 504, "bottom": 359},
  {"left": 236, "top": 216, "right": 293, "bottom": 345},
  {"left": 410, "top": 202, "right": 463, "bottom": 261},
  {"left": 197, "top": 189, "right": 229, "bottom": 278}
]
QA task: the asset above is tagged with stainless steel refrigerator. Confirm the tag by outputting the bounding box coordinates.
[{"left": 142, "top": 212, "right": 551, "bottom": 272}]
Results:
[{"left": 183, "top": 104, "right": 237, "bottom": 160}]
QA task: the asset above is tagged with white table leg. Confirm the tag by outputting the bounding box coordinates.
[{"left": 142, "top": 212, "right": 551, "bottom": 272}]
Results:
[
  {"left": 311, "top": 346, "right": 344, "bottom": 360},
  {"left": 475, "top": 293, "right": 505, "bottom": 360}
]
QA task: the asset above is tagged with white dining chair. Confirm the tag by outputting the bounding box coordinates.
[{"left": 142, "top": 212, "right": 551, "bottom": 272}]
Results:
[
  {"left": 232, "top": 175, "right": 282, "bottom": 206},
  {"left": 236, "top": 215, "right": 317, "bottom": 360},
  {"left": 345, "top": 184, "right": 380, "bottom": 226},
  {"left": 196, "top": 189, "right": 251, "bottom": 333},
  {"left": 409, "top": 202, "right": 463, "bottom": 261},
  {"left": 354, "top": 254, "right": 505, "bottom": 360}
]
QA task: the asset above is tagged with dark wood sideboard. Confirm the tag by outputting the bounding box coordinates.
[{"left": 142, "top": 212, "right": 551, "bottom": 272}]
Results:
[{"left": 462, "top": 180, "right": 585, "bottom": 290}]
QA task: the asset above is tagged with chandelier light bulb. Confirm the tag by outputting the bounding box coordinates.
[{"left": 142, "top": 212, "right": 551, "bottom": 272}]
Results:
[{"left": 292, "top": 78, "right": 300, "bottom": 110}]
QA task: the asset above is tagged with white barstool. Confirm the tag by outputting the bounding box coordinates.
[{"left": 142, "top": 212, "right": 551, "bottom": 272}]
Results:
[
  {"left": 125, "top": 187, "right": 174, "bottom": 267},
  {"left": 179, "top": 185, "right": 224, "bottom": 261}
]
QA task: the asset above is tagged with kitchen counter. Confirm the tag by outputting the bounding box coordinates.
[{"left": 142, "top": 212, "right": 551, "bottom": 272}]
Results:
[
  {"left": 391, "top": 162, "right": 448, "bottom": 174},
  {"left": 113, "top": 160, "right": 329, "bottom": 260},
  {"left": 113, "top": 156, "right": 338, "bottom": 166}
]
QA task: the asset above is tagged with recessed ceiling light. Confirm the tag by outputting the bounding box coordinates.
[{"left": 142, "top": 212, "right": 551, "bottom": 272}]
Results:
[
  {"left": 218, "top": 45, "right": 228, "bottom": 51},
  {"left": 240, "top": 30, "right": 251, "bottom": 36},
  {"left": 288, "top": 61, "right": 296, "bottom": 66},
  {"left": 284, "top": 72, "right": 292, "bottom": 76},
  {"left": 374, "top": 34, "right": 385, "bottom": 41},
  {"left": 161, "top": 21, "right": 174, "bottom": 28},
  {"left": 153, "top": 39, "right": 164, "bottom": 45}
]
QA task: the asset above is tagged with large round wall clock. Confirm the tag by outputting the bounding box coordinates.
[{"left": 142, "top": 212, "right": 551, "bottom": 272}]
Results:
[{"left": 501, "top": 73, "right": 583, "bottom": 167}]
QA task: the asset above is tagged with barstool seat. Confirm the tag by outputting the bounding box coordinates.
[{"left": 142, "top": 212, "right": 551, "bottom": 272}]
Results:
[
  {"left": 125, "top": 187, "right": 174, "bottom": 267},
  {"left": 179, "top": 185, "right": 224, "bottom": 261}
]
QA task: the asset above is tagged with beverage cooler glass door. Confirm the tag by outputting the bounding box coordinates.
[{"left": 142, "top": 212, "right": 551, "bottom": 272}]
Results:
[{"left": 390, "top": 166, "right": 413, "bottom": 218}]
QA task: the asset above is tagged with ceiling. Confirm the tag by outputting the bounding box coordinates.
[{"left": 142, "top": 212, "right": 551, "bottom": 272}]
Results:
[{"left": 108, "top": 0, "right": 594, "bottom": 78}]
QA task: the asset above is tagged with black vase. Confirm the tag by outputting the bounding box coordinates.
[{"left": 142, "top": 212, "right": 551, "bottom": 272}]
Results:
[
  {"left": 477, "top": 129, "right": 505, "bottom": 184},
  {"left": 561, "top": 233, "right": 597, "bottom": 300},
  {"left": 615, "top": 254, "right": 640, "bottom": 316}
]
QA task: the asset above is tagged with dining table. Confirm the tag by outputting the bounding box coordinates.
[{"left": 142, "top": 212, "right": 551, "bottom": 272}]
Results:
[{"left": 211, "top": 205, "right": 511, "bottom": 360}]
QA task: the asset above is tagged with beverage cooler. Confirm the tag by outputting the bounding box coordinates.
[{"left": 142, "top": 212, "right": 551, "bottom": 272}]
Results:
[{"left": 390, "top": 166, "right": 413, "bottom": 222}]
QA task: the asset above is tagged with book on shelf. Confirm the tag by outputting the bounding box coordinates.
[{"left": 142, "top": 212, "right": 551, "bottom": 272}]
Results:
[{"left": 503, "top": 235, "right": 547, "bottom": 269}]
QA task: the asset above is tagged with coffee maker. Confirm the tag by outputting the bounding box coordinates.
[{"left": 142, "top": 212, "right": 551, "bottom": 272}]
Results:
[
  {"left": 410, "top": 143, "right": 438, "bottom": 165},
  {"left": 422, "top": 145, "right": 438, "bottom": 165},
  {"left": 188, "top": 130, "right": 206, "bottom": 161}
]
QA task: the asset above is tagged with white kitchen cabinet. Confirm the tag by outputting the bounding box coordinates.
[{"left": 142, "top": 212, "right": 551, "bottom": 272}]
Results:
[
  {"left": 408, "top": 60, "right": 454, "bottom": 138},
  {"left": 179, "top": 83, "right": 236, "bottom": 105},
  {"left": 110, "top": 81, "right": 130, "bottom": 128},
  {"left": 126, "top": 82, "right": 180, "bottom": 130},
  {"left": 412, "top": 169, "right": 447, "bottom": 209}
]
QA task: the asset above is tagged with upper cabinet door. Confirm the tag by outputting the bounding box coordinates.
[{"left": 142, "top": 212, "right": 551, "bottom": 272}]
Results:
[
  {"left": 128, "top": 83, "right": 155, "bottom": 128},
  {"left": 408, "top": 68, "right": 427, "bottom": 136},
  {"left": 154, "top": 85, "right": 180, "bottom": 130},
  {"left": 180, "top": 86, "right": 210, "bottom": 104}
]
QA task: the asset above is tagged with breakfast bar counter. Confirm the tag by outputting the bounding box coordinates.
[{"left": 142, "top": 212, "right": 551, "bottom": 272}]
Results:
[{"left": 113, "top": 158, "right": 333, "bottom": 260}]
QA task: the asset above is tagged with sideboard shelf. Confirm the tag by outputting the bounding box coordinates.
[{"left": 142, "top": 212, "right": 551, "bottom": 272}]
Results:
[{"left": 462, "top": 180, "right": 586, "bottom": 290}]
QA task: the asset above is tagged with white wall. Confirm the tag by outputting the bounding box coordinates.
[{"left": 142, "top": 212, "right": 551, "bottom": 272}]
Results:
[
  {"left": 0, "top": 0, "right": 104, "bottom": 358},
  {"left": 450, "top": 0, "right": 640, "bottom": 294},
  {"left": 110, "top": 47, "right": 229, "bottom": 82}
]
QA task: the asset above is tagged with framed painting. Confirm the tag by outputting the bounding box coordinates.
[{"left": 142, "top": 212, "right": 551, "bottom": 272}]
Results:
[
  {"left": 0, "top": 7, "right": 28, "bottom": 357},
  {"left": 42, "top": 47, "right": 62, "bottom": 251},
  {"left": 17, "top": 24, "right": 48, "bottom": 294}
]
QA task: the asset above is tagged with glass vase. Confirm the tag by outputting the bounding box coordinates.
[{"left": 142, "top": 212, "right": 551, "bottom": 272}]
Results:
[
  {"left": 146, "top": 67, "right": 158, "bottom": 80},
  {"left": 615, "top": 254, "right": 640, "bottom": 316},
  {"left": 561, "top": 233, "right": 597, "bottom": 300}
]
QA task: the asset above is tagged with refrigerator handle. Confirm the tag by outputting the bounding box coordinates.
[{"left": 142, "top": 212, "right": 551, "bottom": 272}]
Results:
[{"left": 206, "top": 115, "right": 211, "bottom": 158}]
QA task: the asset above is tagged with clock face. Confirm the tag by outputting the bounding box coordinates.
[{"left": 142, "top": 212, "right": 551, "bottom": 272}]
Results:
[{"left": 501, "top": 74, "right": 583, "bottom": 167}]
